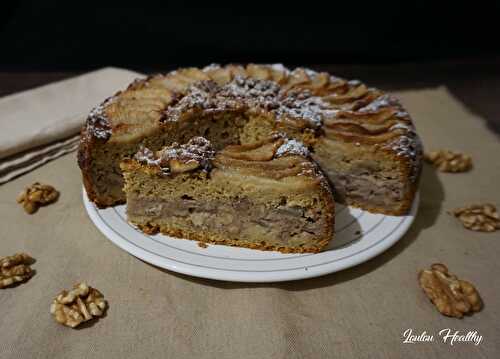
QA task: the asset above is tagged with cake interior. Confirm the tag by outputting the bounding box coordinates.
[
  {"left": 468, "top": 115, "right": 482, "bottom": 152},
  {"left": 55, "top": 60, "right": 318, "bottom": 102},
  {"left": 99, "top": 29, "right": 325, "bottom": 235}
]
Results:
[
  {"left": 87, "top": 107, "right": 415, "bottom": 215},
  {"left": 313, "top": 138, "right": 412, "bottom": 214},
  {"left": 87, "top": 112, "right": 251, "bottom": 206},
  {"left": 122, "top": 159, "right": 333, "bottom": 253},
  {"left": 86, "top": 109, "right": 311, "bottom": 207}
]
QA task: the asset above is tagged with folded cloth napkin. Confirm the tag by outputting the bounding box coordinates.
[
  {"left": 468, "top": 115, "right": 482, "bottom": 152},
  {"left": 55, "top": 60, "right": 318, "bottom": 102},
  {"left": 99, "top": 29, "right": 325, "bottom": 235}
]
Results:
[{"left": 0, "top": 67, "right": 143, "bottom": 184}]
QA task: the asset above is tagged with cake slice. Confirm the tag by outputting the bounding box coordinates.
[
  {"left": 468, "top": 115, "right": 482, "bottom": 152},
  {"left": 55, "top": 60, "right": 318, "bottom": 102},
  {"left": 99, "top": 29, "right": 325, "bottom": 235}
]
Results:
[
  {"left": 311, "top": 95, "right": 422, "bottom": 214},
  {"left": 120, "top": 135, "right": 335, "bottom": 253}
]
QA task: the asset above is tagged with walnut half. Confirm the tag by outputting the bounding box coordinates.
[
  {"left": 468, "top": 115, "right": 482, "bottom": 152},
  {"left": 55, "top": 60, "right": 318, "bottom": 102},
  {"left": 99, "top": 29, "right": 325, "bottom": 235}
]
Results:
[
  {"left": 50, "top": 282, "right": 107, "bottom": 328},
  {"left": 424, "top": 150, "right": 472, "bottom": 172},
  {"left": 16, "top": 182, "right": 59, "bottom": 214},
  {"left": 418, "top": 264, "right": 482, "bottom": 318},
  {"left": 449, "top": 203, "right": 500, "bottom": 232},
  {"left": 0, "top": 253, "right": 35, "bottom": 288}
]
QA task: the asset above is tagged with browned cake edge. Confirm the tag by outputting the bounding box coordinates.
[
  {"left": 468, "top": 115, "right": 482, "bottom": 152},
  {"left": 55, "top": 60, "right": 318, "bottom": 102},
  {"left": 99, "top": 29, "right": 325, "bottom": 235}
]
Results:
[
  {"left": 139, "top": 224, "right": 332, "bottom": 254},
  {"left": 78, "top": 116, "right": 126, "bottom": 208}
]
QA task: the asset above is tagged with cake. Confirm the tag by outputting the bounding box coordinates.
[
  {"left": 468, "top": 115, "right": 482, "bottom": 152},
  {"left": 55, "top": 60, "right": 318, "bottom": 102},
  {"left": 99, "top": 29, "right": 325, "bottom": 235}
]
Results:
[
  {"left": 120, "top": 135, "right": 335, "bottom": 253},
  {"left": 79, "top": 64, "right": 423, "bottom": 215}
]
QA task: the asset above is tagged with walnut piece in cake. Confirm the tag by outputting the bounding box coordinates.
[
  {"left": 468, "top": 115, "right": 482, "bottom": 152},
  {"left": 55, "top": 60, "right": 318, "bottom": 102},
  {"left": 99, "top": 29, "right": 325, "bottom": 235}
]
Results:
[
  {"left": 16, "top": 182, "right": 59, "bottom": 214},
  {"left": 50, "top": 282, "right": 107, "bottom": 328},
  {"left": 449, "top": 203, "right": 500, "bottom": 232},
  {"left": 134, "top": 137, "right": 215, "bottom": 175},
  {"left": 418, "top": 264, "right": 482, "bottom": 318},
  {"left": 0, "top": 253, "right": 35, "bottom": 288},
  {"left": 424, "top": 150, "right": 472, "bottom": 172}
]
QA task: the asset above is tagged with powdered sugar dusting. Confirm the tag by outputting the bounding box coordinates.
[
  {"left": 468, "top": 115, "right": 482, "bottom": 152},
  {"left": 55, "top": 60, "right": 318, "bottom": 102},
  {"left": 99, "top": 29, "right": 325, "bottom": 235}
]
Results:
[
  {"left": 135, "top": 137, "right": 215, "bottom": 174},
  {"left": 269, "top": 63, "right": 289, "bottom": 74},
  {"left": 304, "top": 67, "right": 318, "bottom": 78},
  {"left": 275, "top": 139, "right": 309, "bottom": 158},
  {"left": 165, "top": 77, "right": 327, "bottom": 129},
  {"left": 202, "top": 63, "right": 221, "bottom": 72},
  {"left": 348, "top": 79, "right": 362, "bottom": 86},
  {"left": 275, "top": 89, "right": 326, "bottom": 127},
  {"left": 383, "top": 125, "right": 423, "bottom": 183},
  {"left": 84, "top": 63, "right": 422, "bottom": 185},
  {"left": 134, "top": 146, "right": 160, "bottom": 166},
  {"left": 359, "top": 94, "right": 393, "bottom": 112},
  {"left": 357, "top": 94, "right": 410, "bottom": 120},
  {"left": 86, "top": 96, "right": 116, "bottom": 140},
  {"left": 390, "top": 122, "right": 414, "bottom": 132}
]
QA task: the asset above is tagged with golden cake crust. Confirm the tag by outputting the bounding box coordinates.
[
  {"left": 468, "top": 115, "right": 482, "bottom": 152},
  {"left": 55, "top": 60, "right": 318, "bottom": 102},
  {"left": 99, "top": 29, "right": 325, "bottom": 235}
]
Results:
[{"left": 140, "top": 225, "right": 331, "bottom": 254}]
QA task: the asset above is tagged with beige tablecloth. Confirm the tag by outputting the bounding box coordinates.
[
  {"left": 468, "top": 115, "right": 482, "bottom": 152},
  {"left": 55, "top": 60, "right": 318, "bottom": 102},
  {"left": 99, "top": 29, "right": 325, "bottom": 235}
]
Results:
[
  {"left": 0, "top": 68, "right": 141, "bottom": 183},
  {"left": 0, "top": 85, "right": 499, "bottom": 359}
]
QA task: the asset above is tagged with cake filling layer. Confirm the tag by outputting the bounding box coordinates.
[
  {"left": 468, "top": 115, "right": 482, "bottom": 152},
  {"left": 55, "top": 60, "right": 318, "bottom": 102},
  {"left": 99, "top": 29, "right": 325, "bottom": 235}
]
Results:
[
  {"left": 326, "top": 170, "right": 406, "bottom": 207},
  {"left": 127, "top": 196, "right": 331, "bottom": 250}
]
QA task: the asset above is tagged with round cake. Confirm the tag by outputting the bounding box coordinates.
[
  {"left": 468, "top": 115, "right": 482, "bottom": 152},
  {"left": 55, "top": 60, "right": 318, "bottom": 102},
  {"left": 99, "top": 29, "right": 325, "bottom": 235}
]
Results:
[{"left": 78, "top": 64, "right": 423, "bottom": 215}]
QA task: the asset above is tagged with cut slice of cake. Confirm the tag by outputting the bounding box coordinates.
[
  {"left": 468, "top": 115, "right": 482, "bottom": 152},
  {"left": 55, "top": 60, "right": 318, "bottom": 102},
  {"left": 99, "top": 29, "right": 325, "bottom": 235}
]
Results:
[
  {"left": 311, "top": 95, "right": 422, "bottom": 214},
  {"left": 120, "top": 135, "right": 335, "bottom": 253}
]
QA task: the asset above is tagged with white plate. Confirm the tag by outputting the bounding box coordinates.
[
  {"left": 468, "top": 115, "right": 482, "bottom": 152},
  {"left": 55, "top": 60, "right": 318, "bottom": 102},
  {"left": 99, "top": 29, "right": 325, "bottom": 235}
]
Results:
[{"left": 83, "top": 188, "right": 418, "bottom": 282}]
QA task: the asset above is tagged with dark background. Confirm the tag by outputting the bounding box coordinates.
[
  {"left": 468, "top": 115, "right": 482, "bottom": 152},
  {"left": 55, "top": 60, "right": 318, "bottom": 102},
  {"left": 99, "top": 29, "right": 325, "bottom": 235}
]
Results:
[
  {"left": 1, "top": 2, "right": 500, "bottom": 71},
  {"left": 1, "top": 2, "right": 499, "bottom": 134}
]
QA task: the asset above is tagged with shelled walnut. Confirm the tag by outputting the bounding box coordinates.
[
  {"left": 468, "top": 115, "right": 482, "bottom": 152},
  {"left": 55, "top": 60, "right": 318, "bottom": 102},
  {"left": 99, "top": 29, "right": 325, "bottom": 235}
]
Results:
[
  {"left": 424, "top": 150, "right": 472, "bottom": 172},
  {"left": 50, "top": 282, "right": 107, "bottom": 328},
  {"left": 418, "top": 264, "right": 482, "bottom": 318},
  {"left": 16, "top": 182, "right": 59, "bottom": 214},
  {"left": 449, "top": 203, "right": 500, "bottom": 232},
  {"left": 0, "top": 253, "right": 35, "bottom": 288}
]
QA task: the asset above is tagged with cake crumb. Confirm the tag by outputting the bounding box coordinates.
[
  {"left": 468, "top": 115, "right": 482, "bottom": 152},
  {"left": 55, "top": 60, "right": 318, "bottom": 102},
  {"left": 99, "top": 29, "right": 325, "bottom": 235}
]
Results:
[{"left": 197, "top": 242, "right": 209, "bottom": 249}]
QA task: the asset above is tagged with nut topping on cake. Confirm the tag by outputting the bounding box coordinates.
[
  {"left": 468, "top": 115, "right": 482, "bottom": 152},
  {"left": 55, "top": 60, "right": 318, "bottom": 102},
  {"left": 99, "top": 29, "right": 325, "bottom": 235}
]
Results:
[
  {"left": 418, "top": 264, "right": 482, "bottom": 318},
  {"left": 449, "top": 203, "right": 500, "bottom": 232},
  {"left": 424, "top": 149, "right": 472, "bottom": 172},
  {"left": 16, "top": 182, "right": 59, "bottom": 214},
  {"left": 275, "top": 138, "right": 309, "bottom": 158},
  {"left": 135, "top": 137, "right": 215, "bottom": 175},
  {"left": 0, "top": 253, "right": 35, "bottom": 288},
  {"left": 165, "top": 77, "right": 326, "bottom": 129},
  {"left": 50, "top": 282, "right": 107, "bottom": 328}
]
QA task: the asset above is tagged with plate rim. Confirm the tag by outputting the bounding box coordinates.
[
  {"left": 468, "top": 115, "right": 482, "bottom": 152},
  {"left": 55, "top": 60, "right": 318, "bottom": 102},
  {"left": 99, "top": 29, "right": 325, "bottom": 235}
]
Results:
[{"left": 83, "top": 188, "right": 418, "bottom": 282}]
